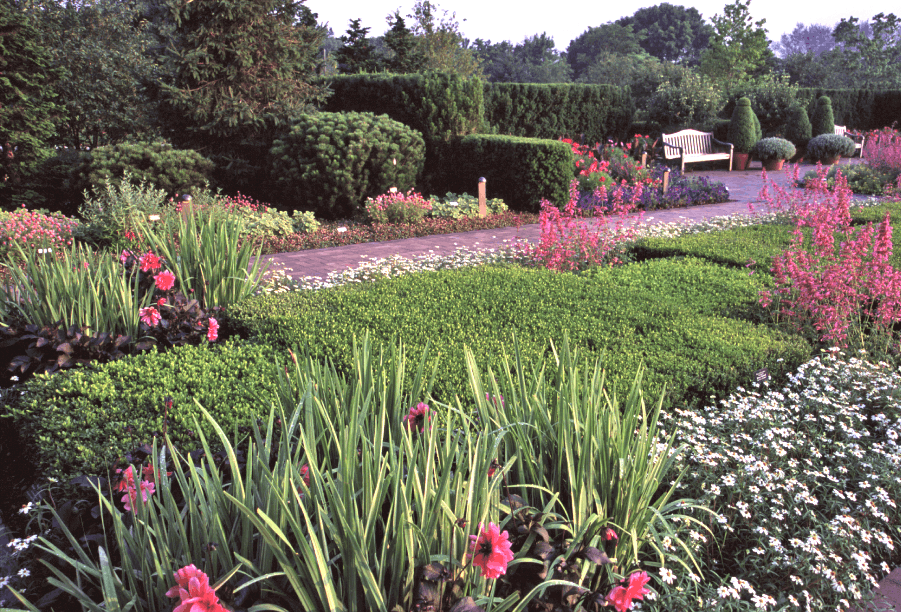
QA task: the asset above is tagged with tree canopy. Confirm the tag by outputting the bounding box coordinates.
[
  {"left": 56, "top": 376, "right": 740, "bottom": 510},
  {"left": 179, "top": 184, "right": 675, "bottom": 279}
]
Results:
[
  {"left": 474, "top": 34, "right": 571, "bottom": 83},
  {"left": 699, "top": 0, "right": 773, "bottom": 87},
  {"left": 333, "top": 18, "right": 382, "bottom": 74},
  {"left": 407, "top": 1, "right": 482, "bottom": 78},
  {"left": 616, "top": 3, "right": 713, "bottom": 64},
  {"left": 566, "top": 23, "right": 643, "bottom": 81}
]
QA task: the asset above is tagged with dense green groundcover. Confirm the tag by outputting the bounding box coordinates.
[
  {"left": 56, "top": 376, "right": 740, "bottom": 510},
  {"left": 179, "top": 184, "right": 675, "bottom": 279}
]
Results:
[{"left": 233, "top": 260, "right": 811, "bottom": 411}]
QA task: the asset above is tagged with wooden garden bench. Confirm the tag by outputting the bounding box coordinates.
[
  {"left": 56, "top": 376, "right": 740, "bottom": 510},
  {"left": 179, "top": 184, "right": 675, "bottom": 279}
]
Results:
[
  {"left": 662, "top": 129, "right": 733, "bottom": 172},
  {"left": 834, "top": 125, "right": 865, "bottom": 157}
]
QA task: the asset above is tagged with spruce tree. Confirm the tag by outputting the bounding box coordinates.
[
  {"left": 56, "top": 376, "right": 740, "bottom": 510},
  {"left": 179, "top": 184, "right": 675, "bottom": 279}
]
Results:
[
  {"left": 334, "top": 18, "right": 381, "bottom": 74},
  {"left": 0, "top": 1, "right": 63, "bottom": 207},
  {"left": 384, "top": 11, "right": 424, "bottom": 73}
]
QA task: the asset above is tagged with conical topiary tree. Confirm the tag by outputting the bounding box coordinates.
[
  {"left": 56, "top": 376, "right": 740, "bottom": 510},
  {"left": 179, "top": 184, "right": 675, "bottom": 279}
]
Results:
[
  {"left": 784, "top": 105, "right": 812, "bottom": 147},
  {"left": 728, "top": 97, "right": 759, "bottom": 154},
  {"left": 811, "top": 95, "right": 835, "bottom": 137}
]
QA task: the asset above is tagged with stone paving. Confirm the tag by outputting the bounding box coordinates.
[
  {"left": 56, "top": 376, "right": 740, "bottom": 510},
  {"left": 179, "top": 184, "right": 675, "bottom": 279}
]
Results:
[{"left": 262, "top": 157, "right": 867, "bottom": 281}]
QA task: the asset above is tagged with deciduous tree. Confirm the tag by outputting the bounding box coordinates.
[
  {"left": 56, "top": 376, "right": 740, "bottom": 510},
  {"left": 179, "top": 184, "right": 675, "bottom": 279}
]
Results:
[
  {"left": 407, "top": 1, "right": 481, "bottom": 78},
  {"left": 699, "top": 0, "right": 773, "bottom": 87},
  {"left": 566, "top": 23, "right": 643, "bottom": 81},
  {"left": 617, "top": 3, "right": 713, "bottom": 64}
]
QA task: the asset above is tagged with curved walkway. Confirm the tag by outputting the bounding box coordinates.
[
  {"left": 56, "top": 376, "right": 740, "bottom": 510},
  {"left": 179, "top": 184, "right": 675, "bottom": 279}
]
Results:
[{"left": 262, "top": 159, "right": 869, "bottom": 281}]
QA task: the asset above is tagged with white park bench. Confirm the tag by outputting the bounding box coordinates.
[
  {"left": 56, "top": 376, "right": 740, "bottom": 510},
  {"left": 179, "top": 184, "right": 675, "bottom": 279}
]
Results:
[
  {"left": 662, "top": 129, "right": 734, "bottom": 172},
  {"left": 834, "top": 125, "right": 865, "bottom": 157}
]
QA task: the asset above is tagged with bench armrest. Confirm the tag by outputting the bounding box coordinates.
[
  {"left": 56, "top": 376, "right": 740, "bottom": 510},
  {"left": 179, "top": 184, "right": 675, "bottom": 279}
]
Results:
[{"left": 711, "top": 138, "right": 734, "bottom": 152}]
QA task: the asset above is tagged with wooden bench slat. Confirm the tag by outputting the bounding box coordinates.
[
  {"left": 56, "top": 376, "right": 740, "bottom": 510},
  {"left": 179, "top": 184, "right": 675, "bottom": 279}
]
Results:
[{"left": 662, "top": 129, "right": 733, "bottom": 172}]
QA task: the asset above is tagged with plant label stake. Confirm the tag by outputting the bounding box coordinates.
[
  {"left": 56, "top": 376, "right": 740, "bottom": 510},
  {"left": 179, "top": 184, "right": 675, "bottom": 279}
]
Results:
[
  {"left": 180, "top": 194, "right": 193, "bottom": 221},
  {"left": 755, "top": 368, "right": 770, "bottom": 383},
  {"left": 148, "top": 214, "right": 160, "bottom": 222},
  {"left": 641, "top": 152, "right": 647, "bottom": 168},
  {"left": 478, "top": 177, "right": 487, "bottom": 219},
  {"left": 662, "top": 170, "right": 670, "bottom": 194}
]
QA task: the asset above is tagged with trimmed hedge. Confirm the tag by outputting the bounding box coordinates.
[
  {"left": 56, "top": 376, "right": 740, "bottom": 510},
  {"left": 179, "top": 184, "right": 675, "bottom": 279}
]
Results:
[
  {"left": 268, "top": 111, "right": 425, "bottom": 218},
  {"left": 66, "top": 141, "right": 215, "bottom": 198},
  {"left": 5, "top": 339, "right": 284, "bottom": 479},
  {"left": 483, "top": 83, "right": 634, "bottom": 144},
  {"left": 441, "top": 134, "right": 572, "bottom": 212},
  {"left": 231, "top": 262, "right": 812, "bottom": 413},
  {"left": 796, "top": 88, "right": 901, "bottom": 130}
]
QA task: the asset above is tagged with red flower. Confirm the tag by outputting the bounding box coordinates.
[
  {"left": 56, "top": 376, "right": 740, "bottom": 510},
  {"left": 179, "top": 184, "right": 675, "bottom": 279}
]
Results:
[
  {"left": 403, "top": 402, "right": 431, "bottom": 433},
  {"left": 207, "top": 317, "right": 219, "bottom": 342},
  {"left": 603, "top": 527, "right": 618, "bottom": 541},
  {"left": 625, "top": 571, "right": 651, "bottom": 601},
  {"left": 299, "top": 464, "right": 310, "bottom": 487},
  {"left": 154, "top": 270, "right": 176, "bottom": 291},
  {"left": 140, "top": 306, "right": 162, "bottom": 327},
  {"left": 606, "top": 585, "right": 631, "bottom": 612},
  {"left": 166, "top": 565, "right": 207, "bottom": 597},
  {"left": 139, "top": 251, "right": 161, "bottom": 272},
  {"left": 469, "top": 522, "right": 515, "bottom": 579}
]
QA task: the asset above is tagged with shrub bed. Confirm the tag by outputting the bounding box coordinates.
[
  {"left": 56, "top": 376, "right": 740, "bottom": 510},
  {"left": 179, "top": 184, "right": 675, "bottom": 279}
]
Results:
[
  {"left": 231, "top": 262, "right": 811, "bottom": 410},
  {"left": 4, "top": 339, "right": 283, "bottom": 479}
]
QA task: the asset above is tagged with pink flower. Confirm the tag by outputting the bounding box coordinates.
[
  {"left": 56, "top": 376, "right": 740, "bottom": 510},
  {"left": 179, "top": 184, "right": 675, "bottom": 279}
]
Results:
[
  {"left": 140, "top": 306, "right": 162, "bottom": 327},
  {"left": 606, "top": 585, "right": 631, "bottom": 612},
  {"left": 603, "top": 527, "right": 618, "bottom": 541},
  {"left": 121, "top": 480, "right": 154, "bottom": 511},
  {"left": 158, "top": 297, "right": 167, "bottom": 307},
  {"left": 207, "top": 317, "right": 219, "bottom": 342},
  {"left": 167, "top": 570, "right": 228, "bottom": 612},
  {"left": 139, "top": 251, "right": 161, "bottom": 272},
  {"left": 469, "top": 522, "right": 515, "bottom": 579},
  {"left": 299, "top": 464, "right": 310, "bottom": 487},
  {"left": 402, "top": 402, "right": 431, "bottom": 433},
  {"left": 166, "top": 565, "right": 207, "bottom": 597},
  {"left": 625, "top": 571, "right": 651, "bottom": 601},
  {"left": 154, "top": 269, "right": 176, "bottom": 291}
]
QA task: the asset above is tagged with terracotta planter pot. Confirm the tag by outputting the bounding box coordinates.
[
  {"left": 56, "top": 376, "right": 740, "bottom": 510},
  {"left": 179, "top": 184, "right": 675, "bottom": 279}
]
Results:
[
  {"left": 734, "top": 152, "right": 751, "bottom": 170},
  {"left": 761, "top": 159, "right": 785, "bottom": 172}
]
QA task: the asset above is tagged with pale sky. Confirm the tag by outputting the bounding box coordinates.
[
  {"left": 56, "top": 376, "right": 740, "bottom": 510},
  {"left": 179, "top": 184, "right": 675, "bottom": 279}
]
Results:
[{"left": 306, "top": 0, "right": 892, "bottom": 51}]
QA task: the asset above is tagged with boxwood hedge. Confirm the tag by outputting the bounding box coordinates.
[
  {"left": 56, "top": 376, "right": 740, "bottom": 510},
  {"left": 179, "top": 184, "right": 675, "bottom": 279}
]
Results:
[
  {"left": 232, "top": 261, "right": 811, "bottom": 411},
  {"left": 5, "top": 339, "right": 285, "bottom": 479}
]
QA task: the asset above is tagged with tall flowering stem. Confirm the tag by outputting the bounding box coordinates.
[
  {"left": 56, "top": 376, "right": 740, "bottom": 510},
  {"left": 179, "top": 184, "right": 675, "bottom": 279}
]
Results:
[
  {"left": 527, "top": 180, "right": 644, "bottom": 272},
  {"left": 757, "top": 164, "right": 901, "bottom": 351}
]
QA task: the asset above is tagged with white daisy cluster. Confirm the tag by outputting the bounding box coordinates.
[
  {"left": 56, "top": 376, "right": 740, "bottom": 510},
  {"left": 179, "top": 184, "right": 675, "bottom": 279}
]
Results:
[{"left": 653, "top": 350, "right": 901, "bottom": 610}]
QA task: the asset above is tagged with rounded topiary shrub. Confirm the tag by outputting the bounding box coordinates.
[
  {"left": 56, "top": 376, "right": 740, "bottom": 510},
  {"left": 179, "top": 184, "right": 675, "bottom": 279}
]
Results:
[
  {"left": 784, "top": 105, "right": 812, "bottom": 147},
  {"left": 754, "top": 137, "right": 796, "bottom": 162},
  {"left": 268, "top": 112, "right": 426, "bottom": 219},
  {"left": 728, "top": 97, "right": 760, "bottom": 154},
  {"left": 811, "top": 96, "right": 835, "bottom": 137},
  {"left": 806, "top": 133, "right": 856, "bottom": 162},
  {"left": 67, "top": 141, "right": 215, "bottom": 198}
]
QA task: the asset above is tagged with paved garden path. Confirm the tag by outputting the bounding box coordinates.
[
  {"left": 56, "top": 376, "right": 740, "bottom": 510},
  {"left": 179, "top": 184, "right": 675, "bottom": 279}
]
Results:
[{"left": 263, "top": 159, "right": 870, "bottom": 282}]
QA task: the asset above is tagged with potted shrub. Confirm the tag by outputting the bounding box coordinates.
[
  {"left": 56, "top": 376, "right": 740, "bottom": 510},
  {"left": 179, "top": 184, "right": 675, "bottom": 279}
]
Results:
[
  {"left": 811, "top": 95, "right": 835, "bottom": 137},
  {"left": 806, "top": 133, "right": 856, "bottom": 165},
  {"left": 784, "top": 105, "right": 812, "bottom": 162},
  {"left": 754, "top": 137, "right": 796, "bottom": 171},
  {"left": 727, "top": 97, "right": 759, "bottom": 170}
]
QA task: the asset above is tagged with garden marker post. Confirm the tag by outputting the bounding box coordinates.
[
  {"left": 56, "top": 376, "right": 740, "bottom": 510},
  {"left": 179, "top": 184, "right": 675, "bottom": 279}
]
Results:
[
  {"left": 478, "top": 177, "right": 487, "bottom": 218},
  {"left": 641, "top": 153, "right": 647, "bottom": 168},
  {"left": 180, "top": 194, "right": 193, "bottom": 221},
  {"left": 662, "top": 170, "right": 670, "bottom": 194}
]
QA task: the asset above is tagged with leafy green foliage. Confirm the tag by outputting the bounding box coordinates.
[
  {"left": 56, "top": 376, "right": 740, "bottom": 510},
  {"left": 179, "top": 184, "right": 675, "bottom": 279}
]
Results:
[
  {"left": 334, "top": 18, "right": 382, "bottom": 74},
  {"left": 806, "top": 133, "right": 856, "bottom": 161},
  {"left": 383, "top": 11, "right": 424, "bottom": 73},
  {"left": 21, "top": 0, "right": 161, "bottom": 150},
  {"left": 428, "top": 192, "right": 507, "bottom": 218},
  {"left": 724, "top": 75, "right": 801, "bottom": 137},
  {"left": 407, "top": 1, "right": 482, "bottom": 78},
  {"left": 0, "top": 1, "right": 63, "bottom": 209},
  {"left": 441, "top": 135, "right": 573, "bottom": 212},
  {"left": 784, "top": 104, "right": 812, "bottom": 147},
  {"left": 473, "top": 34, "right": 573, "bottom": 84},
  {"left": 75, "top": 174, "right": 169, "bottom": 249},
  {"left": 581, "top": 53, "right": 688, "bottom": 111},
  {"left": 727, "top": 97, "right": 760, "bottom": 153},
  {"left": 565, "top": 23, "right": 644, "bottom": 81},
  {"left": 699, "top": 0, "right": 773, "bottom": 87},
  {"left": 482, "top": 83, "right": 634, "bottom": 145},
  {"left": 67, "top": 141, "right": 215, "bottom": 199},
  {"left": 268, "top": 111, "right": 426, "bottom": 218},
  {"left": 616, "top": 4, "right": 713, "bottom": 65},
  {"left": 811, "top": 95, "right": 836, "bottom": 136},
  {"left": 829, "top": 13, "right": 901, "bottom": 89},
  {"left": 753, "top": 137, "right": 795, "bottom": 161},
  {"left": 231, "top": 262, "right": 811, "bottom": 412},
  {"left": 4, "top": 339, "right": 283, "bottom": 478},
  {"left": 802, "top": 163, "right": 901, "bottom": 197},
  {"left": 647, "top": 71, "right": 724, "bottom": 131}
]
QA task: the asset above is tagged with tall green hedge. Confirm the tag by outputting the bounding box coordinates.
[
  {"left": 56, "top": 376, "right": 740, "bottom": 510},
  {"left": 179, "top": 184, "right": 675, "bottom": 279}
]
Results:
[
  {"left": 482, "top": 83, "right": 634, "bottom": 145},
  {"left": 795, "top": 88, "right": 901, "bottom": 130},
  {"left": 441, "top": 135, "right": 572, "bottom": 212}
]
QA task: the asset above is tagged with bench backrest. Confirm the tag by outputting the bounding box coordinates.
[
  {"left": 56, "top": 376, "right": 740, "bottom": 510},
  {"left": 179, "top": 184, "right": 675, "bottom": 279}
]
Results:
[
  {"left": 662, "top": 129, "right": 714, "bottom": 159},
  {"left": 835, "top": 125, "right": 848, "bottom": 136}
]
